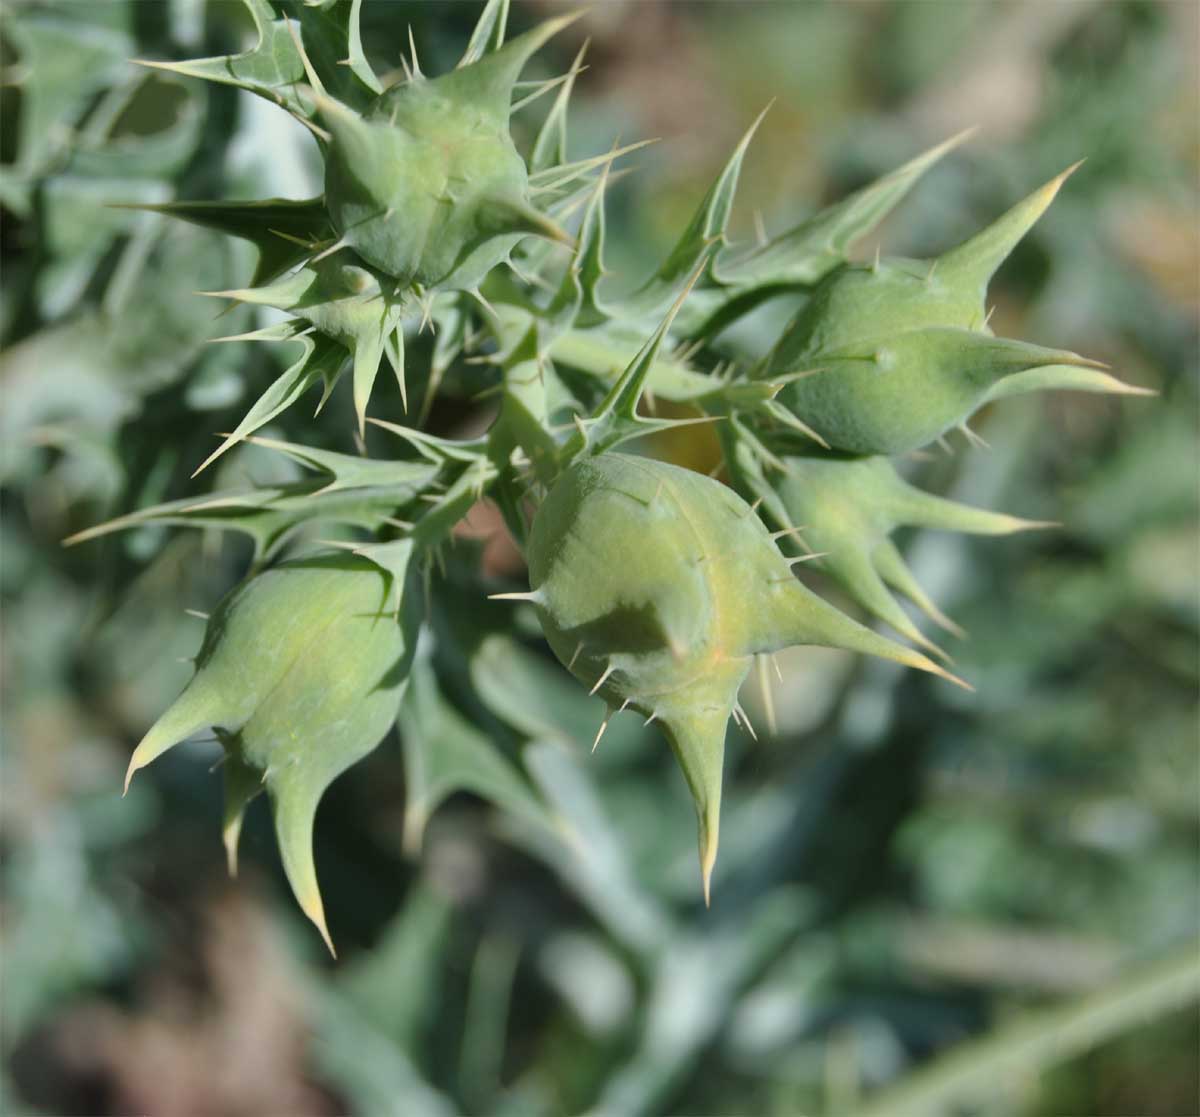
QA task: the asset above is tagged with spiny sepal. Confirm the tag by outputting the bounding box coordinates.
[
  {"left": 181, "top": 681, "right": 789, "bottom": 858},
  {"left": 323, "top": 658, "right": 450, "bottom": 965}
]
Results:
[
  {"left": 458, "top": 0, "right": 511, "bottom": 68},
  {"left": 775, "top": 328, "right": 1109, "bottom": 457},
  {"left": 318, "top": 13, "right": 578, "bottom": 292},
  {"left": 124, "top": 548, "right": 422, "bottom": 954},
  {"left": 769, "top": 454, "right": 1055, "bottom": 651},
  {"left": 618, "top": 106, "right": 771, "bottom": 321},
  {"left": 193, "top": 328, "right": 347, "bottom": 476},
  {"left": 524, "top": 452, "right": 964, "bottom": 899},
  {"left": 528, "top": 39, "right": 589, "bottom": 176},
  {"left": 765, "top": 164, "right": 1143, "bottom": 453},
  {"left": 206, "top": 251, "right": 411, "bottom": 435}
]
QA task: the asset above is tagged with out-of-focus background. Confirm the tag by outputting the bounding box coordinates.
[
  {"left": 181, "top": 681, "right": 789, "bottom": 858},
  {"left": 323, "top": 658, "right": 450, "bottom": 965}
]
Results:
[{"left": 1, "top": 2, "right": 1197, "bottom": 1115}]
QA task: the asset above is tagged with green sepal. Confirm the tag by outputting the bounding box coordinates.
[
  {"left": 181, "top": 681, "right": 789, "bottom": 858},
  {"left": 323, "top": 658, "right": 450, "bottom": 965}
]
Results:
[
  {"left": 777, "top": 328, "right": 1109, "bottom": 456},
  {"left": 935, "top": 161, "right": 1082, "bottom": 301},
  {"left": 769, "top": 454, "right": 1055, "bottom": 647},
  {"left": 431, "top": 11, "right": 584, "bottom": 131},
  {"left": 124, "top": 548, "right": 423, "bottom": 953},
  {"left": 770, "top": 163, "right": 1082, "bottom": 356},
  {"left": 653, "top": 663, "right": 747, "bottom": 905},
  {"left": 319, "top": 12, "right": 576, "bottom": 292},
  {"left": 525, "top": 453, "right": 964, "bottom": 899},
  {"left": 984, "top": 364, "right": 1154, "bottom": 403}
]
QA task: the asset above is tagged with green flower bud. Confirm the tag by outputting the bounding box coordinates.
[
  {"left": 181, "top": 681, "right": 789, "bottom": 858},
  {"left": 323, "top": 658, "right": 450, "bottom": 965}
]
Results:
[
  {"left": 524, "top": 453, "right": 963, "bottom": 900},
  {"left": 125, "top": 545, "right": 420, "bottom": 953},
  {"left": 765, "top": 166, "right": 1144, "bottom": 454},
  {"left": 775, "top": 328, "right": 1109, "bottom": 456},
  {"left": 770, "top": 454, "right": 1053, "bottom": 654},
  {"left": 319, "top": 16, "right": 576, "bottom": 292}
]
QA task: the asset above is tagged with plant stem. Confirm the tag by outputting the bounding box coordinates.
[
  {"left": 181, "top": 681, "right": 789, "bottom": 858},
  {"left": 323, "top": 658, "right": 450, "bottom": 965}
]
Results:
[{"left": 851, "top": 938, "right": 1200, "bottom": 1117}]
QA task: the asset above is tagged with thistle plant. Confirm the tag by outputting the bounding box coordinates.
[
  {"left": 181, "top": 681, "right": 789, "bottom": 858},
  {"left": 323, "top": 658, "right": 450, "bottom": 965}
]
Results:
[{"left": 69, "top": 0, "right": 1150, "bottom": 952}]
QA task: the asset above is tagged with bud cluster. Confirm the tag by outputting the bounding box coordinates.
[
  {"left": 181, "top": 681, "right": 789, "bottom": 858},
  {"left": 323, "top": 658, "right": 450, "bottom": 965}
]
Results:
[{"left": 72, "top": 0, "right": 1148, "bottom": 947}]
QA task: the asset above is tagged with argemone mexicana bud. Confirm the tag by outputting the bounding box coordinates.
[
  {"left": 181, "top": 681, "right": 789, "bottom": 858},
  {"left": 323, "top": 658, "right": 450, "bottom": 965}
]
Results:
[
  {"left": 125, "top": 544, "right": 420, "bottom": 954},
  {"left": 765, "top": 165, "right": 1148, "bottom": 453},
  {"left": 769, "top": 454, "right": 1055, "bottom": 654},
  {"left": 525, "top": 453, "right": 966, "bottom": 902}
]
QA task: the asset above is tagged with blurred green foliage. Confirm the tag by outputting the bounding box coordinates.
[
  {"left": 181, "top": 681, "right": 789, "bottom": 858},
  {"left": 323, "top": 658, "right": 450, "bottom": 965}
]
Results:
[{"left": 1, "top": 2, "right": 1196, "bottom": 1115}]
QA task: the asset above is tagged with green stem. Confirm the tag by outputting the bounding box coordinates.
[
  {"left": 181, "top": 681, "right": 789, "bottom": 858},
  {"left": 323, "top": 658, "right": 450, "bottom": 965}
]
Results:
[{"left": 851, "top": 939, "right": 1200, "bottom": 1117}]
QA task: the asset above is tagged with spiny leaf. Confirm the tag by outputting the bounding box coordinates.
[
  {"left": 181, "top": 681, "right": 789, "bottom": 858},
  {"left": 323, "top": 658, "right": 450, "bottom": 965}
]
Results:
[
  {"left": 62, "top": 480, "right": 437, "bottom": 563},
  {"left": 528, "top": 140, "right": 657, "bottom": 198},
  {"left": 238, "top": 433, "right": 441, "bottom": 494},
  {"left": 720, "top": 127, "right": 975, "bottom": 289},
  {"left": 570, "top": 256, "right": 712, "bottom": 459},
  {"left": 117, "top": 197, "right": 330, "bottom": 286},
  {"left": 135, "top": 0, "right": 375, "bottom": 120},
  {"left": 135, "top": 0, "right": 313, "bottom": 119},
  {"left": 458, "top": 0, "right": 511, "bottom": 68},
  {"left": 367, "top": 419, "right": 489, "bottom": 465},
  {"left": 193, "top": 331, "right": 347, "bottom": 476},
  {"left": 621, "top": 106, "right": 771, "bottom": 319},
  {"left": 529, "top": 39, "right": 589, "bottom": 176}
]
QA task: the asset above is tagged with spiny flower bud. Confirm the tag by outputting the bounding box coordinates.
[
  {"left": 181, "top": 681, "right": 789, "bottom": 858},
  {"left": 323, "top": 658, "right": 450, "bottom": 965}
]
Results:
[
  {"left": 765, "top": 165, "right": 1147, "bottom": 454},
  {"left": 775, "top": 328, "right": 1112, "bottom": 457},
  {"left": 124, "top": 545, "right": 420, "bottom": 953},
  {"left": 770, "top": 454, "right": 1054, "bottom": 654},
  {"left": 318, "top": 15, "right": 577, "bottom": 292},
  {"left": 522, "top": 452, "right": 965, "bottom": 901}
]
